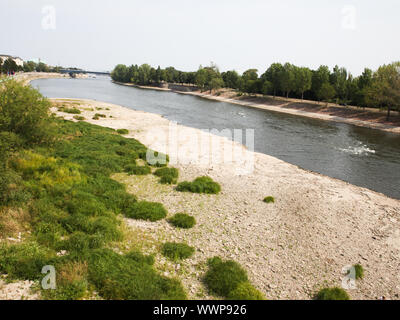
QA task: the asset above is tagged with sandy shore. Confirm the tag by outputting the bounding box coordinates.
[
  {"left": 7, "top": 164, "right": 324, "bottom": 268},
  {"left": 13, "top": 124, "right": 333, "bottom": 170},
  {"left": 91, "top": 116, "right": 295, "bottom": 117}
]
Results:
[
  {"left": 49, "top": 98, "right": 400, "bottom": 300},
  {"left": 114, "top": 81, "right": 400, "bottom": 134}
]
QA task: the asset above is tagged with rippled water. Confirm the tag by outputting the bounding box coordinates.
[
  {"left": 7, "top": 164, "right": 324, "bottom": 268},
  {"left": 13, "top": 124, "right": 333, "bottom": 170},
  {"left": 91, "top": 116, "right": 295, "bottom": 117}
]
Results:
[{"left": 32, "top": 76, "right": 400, "bottom": 199}]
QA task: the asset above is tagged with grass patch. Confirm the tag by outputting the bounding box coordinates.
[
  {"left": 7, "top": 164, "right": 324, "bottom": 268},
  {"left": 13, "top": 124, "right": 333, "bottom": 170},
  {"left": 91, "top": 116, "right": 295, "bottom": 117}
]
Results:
[
  {"left": 315, "top": 287, "right": 350, "bottom": 300},
  {"left": 263, "top": 196, "right": 275, "bottom": 203},
  {"left": 204, "top": 257, "right": 263, "bottom": 299},
  {"left": 73, "top": 116, "right": 85, "bottom": 121},
  {"left": 124, "top": 164, "right": 151, "bottom": 176},
  {"left": 168, "top": 213, "right": 196, "bottom": 229},
  {"left": 227, "top": 282, "right": 265, "bottom": 300},
  {"left": 353, "top": 264, "right": 364, "bottom": 280},
  {"left": 125, "top": 201, "right": 167, "bottom": 222},
  {"left": 59, "top": 107, "right": 81, "bottom": 114},
  {"left": 154, "top": 167, "right": 179, "bottom": 184},
  {"left": 117, "top": 129, "right": 129, "bottom": 135},
  {"left": 94, "top": 113, "right": 106, "bottom": 118},
  {"left": 161, "top": 242, "right": 195, "bottom": 261},
  {"left": 176, "top": 176, "right": 221, "bottom": 194}
]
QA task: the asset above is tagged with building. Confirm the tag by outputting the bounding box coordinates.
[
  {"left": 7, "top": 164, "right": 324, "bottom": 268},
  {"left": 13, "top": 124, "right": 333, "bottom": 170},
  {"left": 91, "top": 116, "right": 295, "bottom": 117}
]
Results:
[{"left": 0, "top": 54, "right": 24, "bottom": 67}]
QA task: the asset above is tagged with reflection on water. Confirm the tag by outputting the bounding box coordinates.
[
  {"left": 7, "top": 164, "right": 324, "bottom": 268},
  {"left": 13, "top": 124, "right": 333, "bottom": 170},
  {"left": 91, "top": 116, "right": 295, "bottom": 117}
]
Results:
[{"left": 32, "top": 77, "right": 400, "bottom": 199}]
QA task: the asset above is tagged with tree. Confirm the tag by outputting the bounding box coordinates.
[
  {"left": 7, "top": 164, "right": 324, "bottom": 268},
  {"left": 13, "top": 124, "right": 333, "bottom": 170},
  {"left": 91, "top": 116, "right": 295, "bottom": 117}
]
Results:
[
  {"left": 262, "top": 63, "right": 284, "bottom": 98},
  {"left": 3, "top": 58, "right": 18, "bottom": 74},
  {"left": 23, "top": 61, "right": 37, "bottom": 72},
  {"left": 111, "top": 64, "right": 129, "bottom": 83},
  {"left": 330, "top": 65, "right": 348, "bottom": 102},
  {"left": 294, "top": 67, "right": 312, "bottom": 99},
  {"left": 222, "top": 70, "right": 240, "bottom": 89},
  {"left": 241, "top": 69, "right": 259, "bottom": 94},
  {"left": 209, "top": 77, "right": 224, "bottom": 93},
  {"left": 279, "top": 63, "right": 296, "bottom": 98},
  {"left": 366, "top": 62, "right": 400, "bottom": 120},
  {"left": 195, "top": 68, "right": 208, "bottom": 91},
  {"left": 262, "top": 80, "right": 273, "bottom": 95},
  {"left": 36, "top": 62, "right": 49, "bottom": 73},
  {"left": 317, "top": 82, "right": 336, "bottom": 105},
  {"left": 0, "top": 58, "right": 3, "bottom": 74},
  {"left": 312, "top": 65, "right": 331, "bottom": 101}
]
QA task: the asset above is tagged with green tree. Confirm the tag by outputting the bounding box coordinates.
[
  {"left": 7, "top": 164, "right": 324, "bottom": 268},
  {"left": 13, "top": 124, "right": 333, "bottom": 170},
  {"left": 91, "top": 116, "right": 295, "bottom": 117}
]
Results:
[
  {"left": 222, "top": 70, "right": 240, "bottom": 89},
  {"left": 262, "top": 63, "right": 284, "bottom": 98},
  {"left": 36, "top": 62, "right": 49, "bottom": 73},
  {"left": 3, "top": 58, "right": 18, "bottom": 74},
  {"left": 312, "top": 65, "right": 331, "bottom": 101},
  {"left": 111, "top": 64, "right": 129, "bottom": 83},
  {"left": 330, "top": 65, "right": 348, "bottom": 102},
  {"left": 317, "top": 82, "right": 336, "bottom": 105},
  {"left": 195, "top": 68, "right": 208, "bottom": 91},
  {"left": 279, "top": 63, "right": 296, "bottom": 98},
  {"left": 294, "top": 67, "right": 312, "bottom": 99},
  {"left": 366, "top": 62, "right": 400, "bottom": 120},
  {"left": 23, "top": 61, "right": 37, "bottom": 72}
]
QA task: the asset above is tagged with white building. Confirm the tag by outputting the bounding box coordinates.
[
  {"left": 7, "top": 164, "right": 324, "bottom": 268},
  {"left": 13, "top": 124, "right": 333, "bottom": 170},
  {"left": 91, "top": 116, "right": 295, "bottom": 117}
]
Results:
[{"left": 0, "top": 54, "right": 24, "bottom": 67}]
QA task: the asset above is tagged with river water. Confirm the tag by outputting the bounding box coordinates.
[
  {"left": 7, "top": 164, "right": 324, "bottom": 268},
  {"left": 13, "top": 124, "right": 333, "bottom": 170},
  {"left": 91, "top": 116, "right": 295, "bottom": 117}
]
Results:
[{"left": 32, "top": 76, "right": 400, "bottom": 200}]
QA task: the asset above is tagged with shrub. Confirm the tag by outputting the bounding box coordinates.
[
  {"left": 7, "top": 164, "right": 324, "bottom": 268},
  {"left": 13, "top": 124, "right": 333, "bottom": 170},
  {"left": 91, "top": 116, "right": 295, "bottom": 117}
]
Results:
[
  {"left": 227, "top": 282, "right": 265, "bottom": 300},
  {"left": 168, "top": 213, "right": 196, "bottom": 229},
  {"left": 154, "top": 167, "right": 179, "bottom": 184},
  {"left": 0, "top": 79, "right": 57, "bottom": 145},
  {"left": 60, "top": 232, "right": 105, "bottom": 253},
  {"left": 263, "top": 196, "right": 275, "bottom": 203},
  {"left": 315, "top": 287, "right": 350, "bottom": 300},
  {"left": 125, "top": 201, "right": 167, "bottom": 222},
  {"left": 94, "top": 113, "right": 106, "bottom": 118},
  {"left": 161, "top": 242, "right": 195, "bottom": 261},
  {"left": 59, "top": 107, "right": 81, "bottom": 114},
  {"left": 176, "top": 176, "right": 221, "bottom": 194},
  {"left": 73, "top": 115, "right": 85, "bottom": 121},
  {"left": 204, "top": 257, "right": 248, "bottom": 297},
  {"left": 145, "top": 150, "right": 169, "bottom": 167},
  {"left": 85, "top": 248, "right": 187, "bottom": 300},
  {"left": 353, "top": 264, "right": 364, "bottom": 280},
  {"left": 0, "top": 242, "right": 54, "bottom": 280},
  {"left": 92, "top": 115, "right": 100, "bottom": 120},
  {"left": 117, "top": 129, "right": 129, "bottom": 135},
  {"left": 124, "top": 164, "right": 151, "bottom": 175}
]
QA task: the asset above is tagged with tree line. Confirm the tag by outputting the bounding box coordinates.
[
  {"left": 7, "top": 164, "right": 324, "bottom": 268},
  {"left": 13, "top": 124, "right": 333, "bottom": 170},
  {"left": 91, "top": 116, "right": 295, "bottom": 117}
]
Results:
[
  {"left": 113, "top": 61, "right": 400, "bottom": 119},
  {"left": 0, "top": 58, "right": 61, "bottom": 75}
]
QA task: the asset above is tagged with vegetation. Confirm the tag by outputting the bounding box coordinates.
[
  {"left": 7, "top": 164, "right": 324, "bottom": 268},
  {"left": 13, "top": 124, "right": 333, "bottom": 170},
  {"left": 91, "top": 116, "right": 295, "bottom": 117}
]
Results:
[
  {"left": 168, "top": 213, "right": 196, "bottom": 229},
  {"left": 117, "top": 129, "right": 129, "bottom": 135},
  {"left": 112, "top": 61, "right": 400, "bottom": 119},
  {"left": 263, "top": 196, "right": 275, "bottom": 204},
  {"left": 315, "top": 287, "right": 350, "bottom": 300},
  {"left": 58, "top": 106, "right": 81, "bottom": 114},
  {"left": 204, "top": 257, "right": 263, "bottom": 299},
  {"left": 227, "top": 282, "right": 265, "bottom": 300},
  {"left": 161, "top": 242, "right": 195, "bottom": 261},
  {"left": 73, "top": 116, "right": 85, "bottom": 121},
  {"left": 154, "top": 167, "right": 179, "bottom": 184},
  {"left": 176, "top": 176, "right": 221, "bottom": 194},
  {"left": 0, "top": 79, "right": 186, "bottom": 300},
  {"left": 353, "top": 264, "right": 364, "bottom": 280},
  {"left": 125, "top": 201, "right": 167, "bottom": 222},
  {"left": 124, "top": 164, "right": 151, "bottom": 176}
]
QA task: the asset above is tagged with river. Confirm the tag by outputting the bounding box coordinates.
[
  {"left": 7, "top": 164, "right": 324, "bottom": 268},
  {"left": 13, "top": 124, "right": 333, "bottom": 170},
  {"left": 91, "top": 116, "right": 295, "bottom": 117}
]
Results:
[{"left": 32, "top": 76, "right": 400, "bottom": 200}]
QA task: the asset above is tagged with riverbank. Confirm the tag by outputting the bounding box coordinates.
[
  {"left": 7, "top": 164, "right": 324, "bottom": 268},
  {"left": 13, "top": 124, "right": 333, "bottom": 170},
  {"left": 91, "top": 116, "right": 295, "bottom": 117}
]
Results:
[
  {"left": 114, "top": 81, "right": 400, "bottom": 134},
  {"left": 48, "top": 98, "right": 400, "bottom": 300},
  {"left": 14, "top": 72, "right": 88, "bottom": 85}
]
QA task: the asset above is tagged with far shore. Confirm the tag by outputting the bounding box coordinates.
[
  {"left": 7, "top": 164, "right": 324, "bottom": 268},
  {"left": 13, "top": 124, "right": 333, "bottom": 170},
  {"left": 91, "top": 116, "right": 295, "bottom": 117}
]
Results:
[{"left": 113, "top": 80, "right": 400, "bottom": 134}]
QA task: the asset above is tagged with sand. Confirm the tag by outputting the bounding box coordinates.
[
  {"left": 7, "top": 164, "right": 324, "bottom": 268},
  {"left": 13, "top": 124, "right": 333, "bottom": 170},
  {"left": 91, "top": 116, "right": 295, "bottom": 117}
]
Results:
[{"left": 48, "top": 98, "right": 400, "bottom": 300}]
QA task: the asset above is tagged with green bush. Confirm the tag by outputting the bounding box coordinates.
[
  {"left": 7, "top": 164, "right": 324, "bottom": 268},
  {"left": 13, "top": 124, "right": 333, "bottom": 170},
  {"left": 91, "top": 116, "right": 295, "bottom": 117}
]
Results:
[
  {"left": 125, "top": 201, "right": 167, "bottom": 221},
  {"left": 315, "top": 287, "right": 350, "bottom": 300},
  {"left": 59, "top": 107, "right": 81, "bottom": 114},
  {"left": 73, "top": 115, "right": 85, "bottom": 121},
  {"left": 154, "top": 167, "right": 179, "bottom": 184},
  {"left": 94, "top": 113, "right": 106, "bottom": 118},
  {"left": 124, "top": 164, "right": 151, "bottom": 175},
  {"left": 168, "top": 213, "right": 196, "bottom": 229},
  {"left": 176, "top": 176, "right": 221, "bottom": 194},
  {"left": 85, "top": 248, "right": 187, "bottom": 300},
  {"left": 92, "top": 115, "right": 100, "bottom": 120},
  {"left": 263, "top": 196, "right": 275, "bottom": 203},
  {"left": 0, "top": 79, "right": 57, "bottom": 145},
  {"left": 117, "top": 129, "right": 129, "bottom": 135},
  {"left": 0, "top": 242, "right": 54, "bottom": 280},
  {"left": 204, "top": 257, "right": 248, "bottom": 297},
  {"left": 227, "top": 282, "right": 265, "bottom": 300},
  {"left": 161, "top": 242, "right": 195, "bottom": 261},
  {"left": 353, "top": 264, "right": 364, "bottom": 280}
]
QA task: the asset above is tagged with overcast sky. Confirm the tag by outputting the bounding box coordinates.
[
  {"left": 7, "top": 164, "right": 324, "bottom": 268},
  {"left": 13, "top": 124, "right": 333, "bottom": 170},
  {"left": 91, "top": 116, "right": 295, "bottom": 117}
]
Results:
[{"left": 1, "top": 0, "right": 399, "bottom": 75}]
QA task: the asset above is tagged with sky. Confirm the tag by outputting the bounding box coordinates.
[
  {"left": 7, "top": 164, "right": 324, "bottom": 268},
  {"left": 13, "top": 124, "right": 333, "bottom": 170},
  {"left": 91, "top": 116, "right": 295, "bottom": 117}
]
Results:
[{"left": 1, "top": 0, "right": 399, "bottom": 76}]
